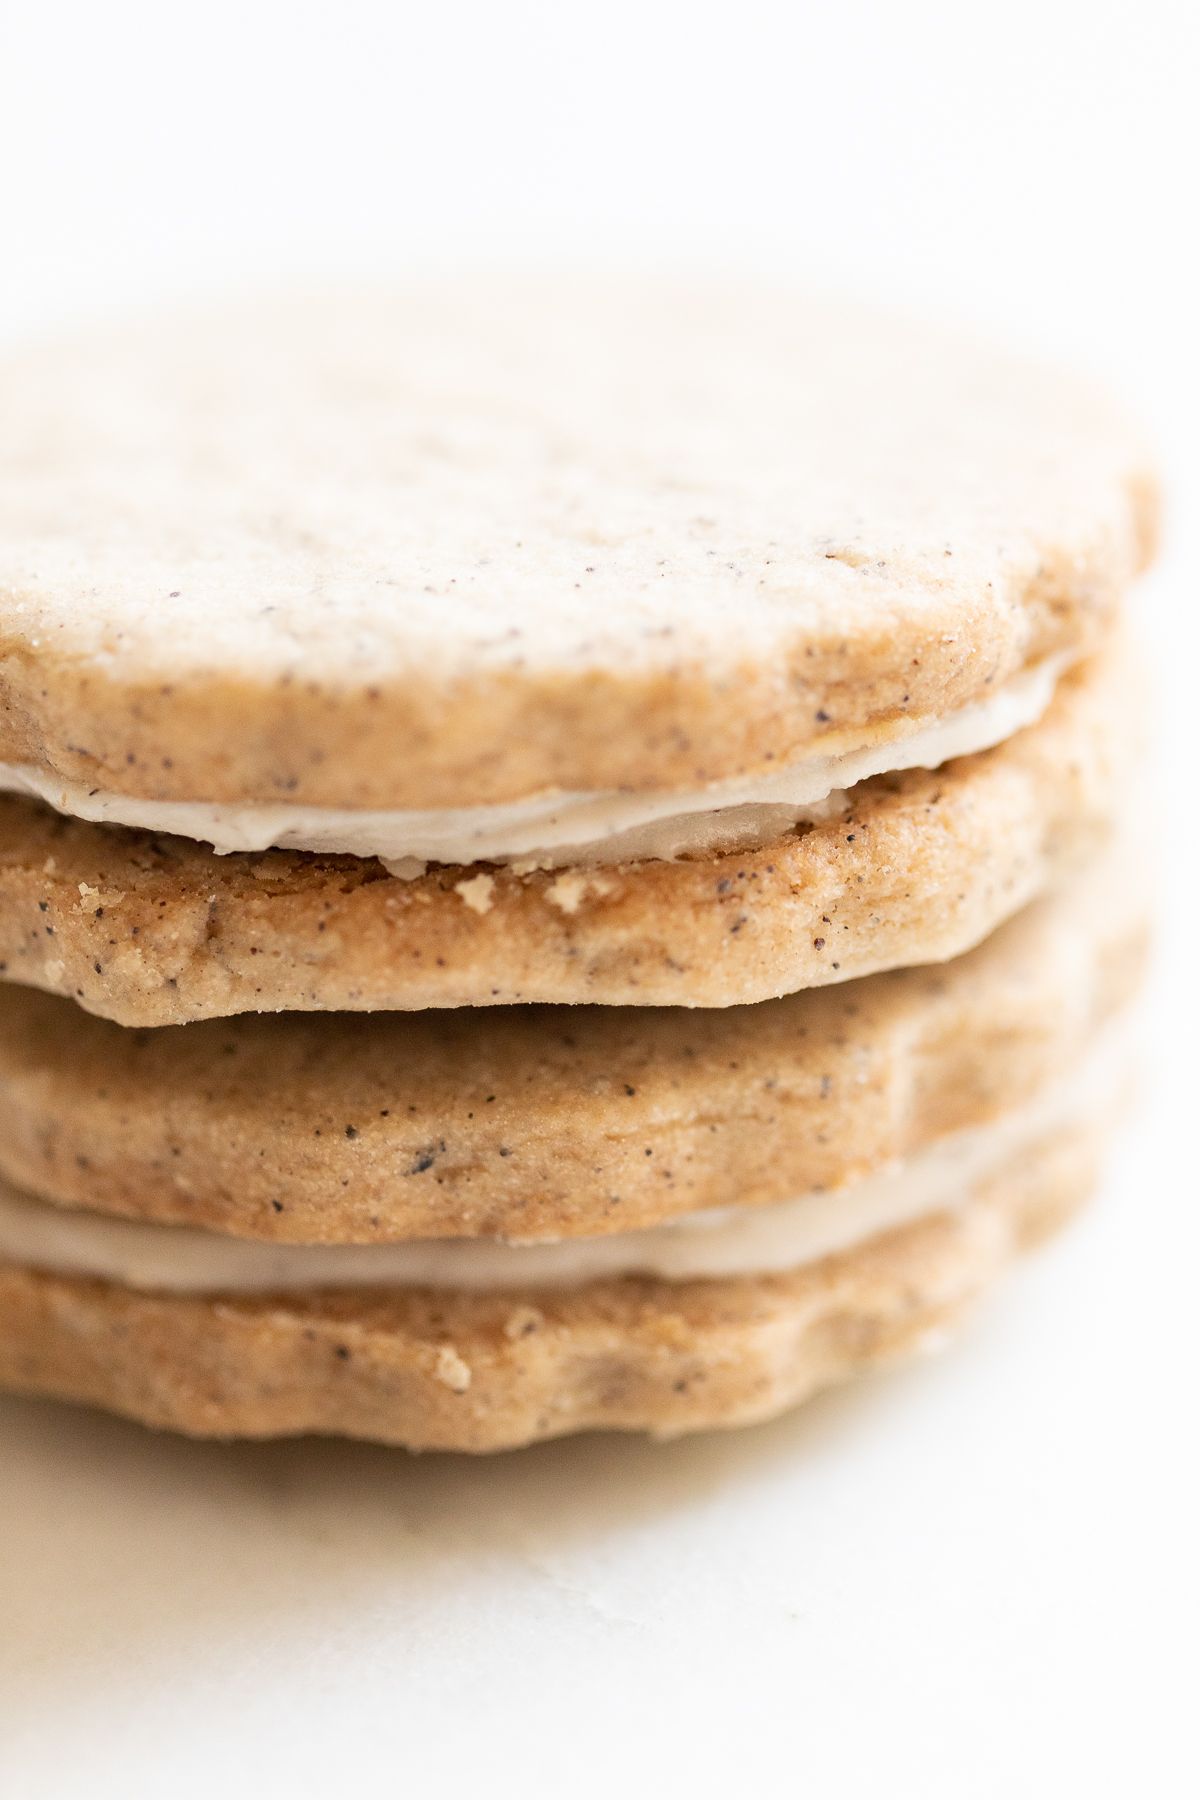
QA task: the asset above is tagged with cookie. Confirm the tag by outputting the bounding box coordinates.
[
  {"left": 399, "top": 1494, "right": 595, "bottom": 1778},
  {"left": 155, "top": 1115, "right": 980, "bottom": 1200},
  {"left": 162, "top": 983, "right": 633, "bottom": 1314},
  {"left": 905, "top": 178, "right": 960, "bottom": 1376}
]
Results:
[
  {"left": 0, "top": 847, "right": 1147, "bottom": 1243},
  {"left": 0, "top": 637, "right": 1136, "bottom": 1023},
  {"left": 0, "top": 288, "right": 1154, "bottom": 1023}
]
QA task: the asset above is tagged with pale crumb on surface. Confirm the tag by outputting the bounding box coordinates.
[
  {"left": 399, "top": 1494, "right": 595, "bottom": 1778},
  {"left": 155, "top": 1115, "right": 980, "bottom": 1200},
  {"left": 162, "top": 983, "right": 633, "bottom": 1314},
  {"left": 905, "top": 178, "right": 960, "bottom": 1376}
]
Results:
[
  {"left": 433, "top": 1345, "right": 473, "bottom": 1392},
  {"left": 454, "top": 873, "right": 495, "bottom": 915},
  {"left": 546, "top": 871, "right": 615, "bottom": 915},
  {"left": 547, "top": 873, "right": 588, "bottom": 915},
  {"left": 77, "top": 881, "right": 125, "bottom": 913},
  {"left": 503, "top": 1306, "right": 545, "bottom": 1341},
  {"left": 42, "top": 857, "right": 57, "bottom": 876},
  {"left": 43, "top": 959, "right": 65, "bottom": 984}
]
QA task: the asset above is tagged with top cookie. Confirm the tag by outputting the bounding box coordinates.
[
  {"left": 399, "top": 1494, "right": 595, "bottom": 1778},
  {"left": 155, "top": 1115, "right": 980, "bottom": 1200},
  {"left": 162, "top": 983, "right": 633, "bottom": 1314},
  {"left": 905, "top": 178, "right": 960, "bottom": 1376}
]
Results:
[{"left": 0, "top": 282, "right": 1155, "bottom": 812}]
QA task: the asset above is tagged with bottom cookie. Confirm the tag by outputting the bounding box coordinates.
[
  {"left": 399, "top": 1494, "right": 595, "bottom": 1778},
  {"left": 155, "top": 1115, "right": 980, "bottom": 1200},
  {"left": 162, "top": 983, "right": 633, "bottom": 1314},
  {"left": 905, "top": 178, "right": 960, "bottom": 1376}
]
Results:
[{"left": 0, "top": 1114, "right": 1106, "bottom": 1451}]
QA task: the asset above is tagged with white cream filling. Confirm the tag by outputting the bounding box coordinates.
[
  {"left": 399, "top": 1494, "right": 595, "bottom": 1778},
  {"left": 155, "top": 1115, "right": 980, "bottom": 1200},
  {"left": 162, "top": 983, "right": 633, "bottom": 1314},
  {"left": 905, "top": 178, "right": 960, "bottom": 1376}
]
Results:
[
  {"left": 0, "top": 656, "right": 1066, "bottom": 868},
  {"left": 0, "top": 1030, "right": 1123, "bottom": 1295}
]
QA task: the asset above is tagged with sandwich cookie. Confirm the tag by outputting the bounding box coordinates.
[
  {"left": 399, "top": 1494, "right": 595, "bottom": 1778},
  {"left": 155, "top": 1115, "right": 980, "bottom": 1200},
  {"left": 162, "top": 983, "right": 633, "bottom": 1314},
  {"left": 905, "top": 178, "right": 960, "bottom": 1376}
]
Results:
[
  {"left": 0, "top": 624, "right": 1136, "bottom": 1025},
  {"left": 0, "top": 1109, "right": 1126, "bottom": 1449},
  {"left": 0, "top": 852, "right": 1147, "bottom": 1448},
  {"left": 0, "top": 285, "right": 1155, "bottom": 1024}
]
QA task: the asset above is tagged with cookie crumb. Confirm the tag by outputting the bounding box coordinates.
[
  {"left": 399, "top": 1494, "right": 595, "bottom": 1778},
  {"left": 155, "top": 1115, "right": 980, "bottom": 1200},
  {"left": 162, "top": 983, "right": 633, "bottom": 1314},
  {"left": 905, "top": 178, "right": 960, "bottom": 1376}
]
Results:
[
  {"left": 546, "top": 871, "right": 615, "bottom": 915},
  {"left": 434, "top": 1345, "right": 473, "bottom": 1392},
  {"left": 454, "top": 873, "right": 495, "bottom": 915},
  {"left": 77, "top": 881, "right": 125, "bottom": 914}
]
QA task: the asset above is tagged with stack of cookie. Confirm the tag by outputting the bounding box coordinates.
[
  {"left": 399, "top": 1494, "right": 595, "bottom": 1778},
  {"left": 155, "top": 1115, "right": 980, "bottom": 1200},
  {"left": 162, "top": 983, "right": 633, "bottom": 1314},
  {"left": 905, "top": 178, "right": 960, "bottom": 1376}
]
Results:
[{"left": 0, "top": 287, "right": 1155, "bottom": 1449}]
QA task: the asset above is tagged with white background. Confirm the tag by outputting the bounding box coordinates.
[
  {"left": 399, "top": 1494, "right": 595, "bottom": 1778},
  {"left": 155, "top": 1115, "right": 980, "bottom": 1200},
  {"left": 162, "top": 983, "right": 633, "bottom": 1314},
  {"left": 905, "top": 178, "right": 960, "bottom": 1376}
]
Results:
[{"left": 0, "top": 2, "right": 1197, "bottom": 1794}]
